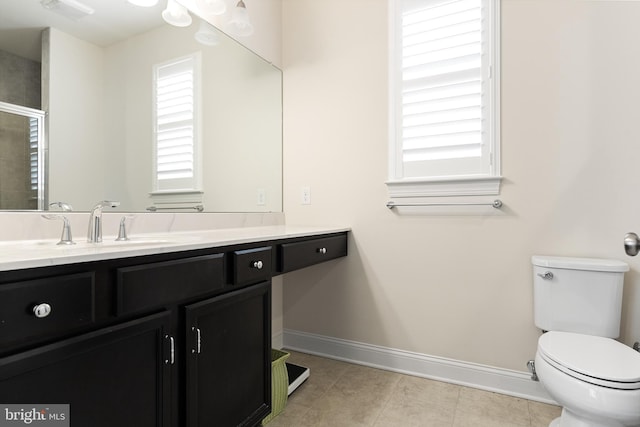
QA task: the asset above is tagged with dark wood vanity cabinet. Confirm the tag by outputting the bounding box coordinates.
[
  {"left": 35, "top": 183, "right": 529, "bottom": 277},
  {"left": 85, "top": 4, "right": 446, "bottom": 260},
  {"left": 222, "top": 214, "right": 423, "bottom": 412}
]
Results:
[
  {"left": 0, "top": 311, "right": 172, "bottom": 427},
  {"left": 185, "top": 246, "right": 273, "bottom": 427},
  {"left": 0, "top": 231, "right": 347, "bottom": 427},
  {"left": 185, "top": 281, "right": 271, "bottom": 427}
]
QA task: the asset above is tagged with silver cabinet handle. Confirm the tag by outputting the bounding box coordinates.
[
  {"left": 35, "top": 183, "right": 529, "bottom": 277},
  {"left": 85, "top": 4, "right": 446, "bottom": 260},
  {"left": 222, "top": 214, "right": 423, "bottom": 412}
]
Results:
[
  {"left": 192, "top": 327, "right": 202, "bottom": 354},
  {"left": 317, "top": 247, "right": 327, "bottom": 254},
  {"left": 537, "top": 272, "right": 554, "bottom": 280},
  {"left": 252, "top": 260, "right": 264, "bottom": 270},
  {"left": 33, "top": 303, "right": 52, "bottom": 318},
  {"left": 164, "top": 335, "right": 175, "bottom": 365}
]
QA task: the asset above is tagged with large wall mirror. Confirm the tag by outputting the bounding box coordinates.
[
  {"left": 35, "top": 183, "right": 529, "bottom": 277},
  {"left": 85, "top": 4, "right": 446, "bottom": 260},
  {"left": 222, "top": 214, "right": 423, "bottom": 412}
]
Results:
[{"left": 0, "top": 0, "right": 282, "bottom": 213}]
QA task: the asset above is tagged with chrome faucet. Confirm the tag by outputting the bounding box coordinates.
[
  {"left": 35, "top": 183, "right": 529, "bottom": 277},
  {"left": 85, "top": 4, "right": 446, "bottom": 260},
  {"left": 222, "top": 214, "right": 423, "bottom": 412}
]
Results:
[
  {"left": 87, "top": 200, "right": 120, "bottom": 243},
  {"left": 49, "top": 201, "right": 73, "bottom": 211}
]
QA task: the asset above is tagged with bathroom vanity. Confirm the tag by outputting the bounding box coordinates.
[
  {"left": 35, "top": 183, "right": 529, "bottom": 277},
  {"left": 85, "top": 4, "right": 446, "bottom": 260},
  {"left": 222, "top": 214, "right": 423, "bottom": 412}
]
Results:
[{"left": 0, "top": 226, "right": 348, "bottom": 426}]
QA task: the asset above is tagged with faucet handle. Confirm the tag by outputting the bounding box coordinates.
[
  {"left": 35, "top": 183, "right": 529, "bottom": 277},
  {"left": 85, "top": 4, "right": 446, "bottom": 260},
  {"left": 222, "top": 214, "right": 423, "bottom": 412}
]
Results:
[
  {"left": 42, "top": 214, "right": 75, "bottom": 245},
  {"left": 116, "top": 215, "right": 135, "bottom": 241}
]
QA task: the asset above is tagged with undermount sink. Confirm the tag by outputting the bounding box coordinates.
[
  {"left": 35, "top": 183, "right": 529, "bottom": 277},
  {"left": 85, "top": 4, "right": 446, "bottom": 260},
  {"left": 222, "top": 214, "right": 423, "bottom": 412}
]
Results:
[
  {"left": 0, "top": 232, "right": 207, "bottom": 266},
  {"left": 0, "top": 237, "right": 174, "bottom": 253},
  {"left": 72, "top": 238, "right": 173, "bottom": 248}
]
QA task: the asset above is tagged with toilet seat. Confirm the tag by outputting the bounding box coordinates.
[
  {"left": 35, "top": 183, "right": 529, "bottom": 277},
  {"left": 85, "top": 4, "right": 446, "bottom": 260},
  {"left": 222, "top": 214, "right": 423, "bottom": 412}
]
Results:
[{"left": 538, "top": 331, "right": 640, "bottom": 390}]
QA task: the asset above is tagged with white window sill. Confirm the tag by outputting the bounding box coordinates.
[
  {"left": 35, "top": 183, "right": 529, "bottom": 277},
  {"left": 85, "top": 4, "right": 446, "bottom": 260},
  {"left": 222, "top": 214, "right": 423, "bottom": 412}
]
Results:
[
  {"left": 149, "top": 190, "right": 204, "bottom": 196},
  {"left": 385, "top": 176, "right": 502, "bottom": 198},
  {"left": 147, "top": 191, "right": 204, "bottom": 212},
  {"left": 149, "top": 191, "right": 203, "bottom": 204}
]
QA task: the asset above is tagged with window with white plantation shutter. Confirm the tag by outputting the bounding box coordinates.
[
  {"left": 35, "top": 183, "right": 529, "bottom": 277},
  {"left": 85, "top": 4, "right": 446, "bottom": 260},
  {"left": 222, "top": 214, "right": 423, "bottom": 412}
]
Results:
[
  {"left": 152, "top": 53, "right": 202, "bottom": 193},
  {"left": 387, "top": 0, "right": 501, "bottom": 197}
]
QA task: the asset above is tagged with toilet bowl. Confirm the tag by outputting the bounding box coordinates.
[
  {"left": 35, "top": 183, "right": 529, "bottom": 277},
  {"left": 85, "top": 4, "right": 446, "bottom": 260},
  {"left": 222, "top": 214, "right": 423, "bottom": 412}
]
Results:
[
  {"left": 535, "top": 331, "right": 640, "bottom": 427},
  {"left": 531, "top": 255, "right": 640, "bottom": 426}
]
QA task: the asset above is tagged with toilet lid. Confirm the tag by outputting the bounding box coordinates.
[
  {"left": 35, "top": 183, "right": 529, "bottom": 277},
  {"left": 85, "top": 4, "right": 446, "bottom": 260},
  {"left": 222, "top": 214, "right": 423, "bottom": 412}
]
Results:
[{"left": 538, "top": 331, "right": 640, "bottom": 390}]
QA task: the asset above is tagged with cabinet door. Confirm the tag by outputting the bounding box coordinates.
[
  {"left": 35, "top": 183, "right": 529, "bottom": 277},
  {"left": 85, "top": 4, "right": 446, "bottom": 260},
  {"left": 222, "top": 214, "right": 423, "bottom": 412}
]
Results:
[
  {"left": 185, "top": 281, "right": 271, "bottom": 427},
  {"left": 0, "top": 311, "right": 172, "bottom": 427}
]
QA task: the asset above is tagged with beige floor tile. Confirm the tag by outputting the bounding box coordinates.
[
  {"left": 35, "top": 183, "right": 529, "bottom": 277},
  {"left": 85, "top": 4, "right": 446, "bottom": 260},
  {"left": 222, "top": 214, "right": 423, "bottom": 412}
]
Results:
[
  {"left": 372, "top": 374, "right": 460, "bottom": 426},
  {"left": 299, "top": 403, "right": 381, "bottom": 427},
  {"left": 453, "top": 387, "right": 531, "bottom": 427},
  {"left": 285, "top": 351, "right": 351, "bottom": 408},
  {"left": 374, "top": 395, "right": 456, "bottom": 427},
  {"left": 299, "top": 364, "right": 400, "bottom": 426},
  {"left": 268, "top": 352, "right": 561, "bottom": 427},
  {"left": 264, "top": 401, "right": 312, "bottom": 427},
  {"left": 393, "top": 374, "right": 461, "bottom": 407},
  {"left": 331, "top": 364, "right": 401, "bottom": 398},
  {"left": 529, "top": 400, "right": 561, "bottom": 427},
  {"left": 452, "top": 412, "right": 529, "bottom": 427}
]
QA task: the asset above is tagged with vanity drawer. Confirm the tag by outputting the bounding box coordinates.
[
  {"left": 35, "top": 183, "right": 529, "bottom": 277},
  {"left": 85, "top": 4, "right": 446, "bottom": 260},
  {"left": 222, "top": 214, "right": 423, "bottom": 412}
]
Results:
[
  {"left": 0, "top": 272, "right": 95, "bottom": 345},
  {"left": 279, "top": 234, "right": 347, "bottom": 273},
  {"left": 232, "top": 246, "right": 272, "bottom": 286},
  {"left": 116, "top": 254, "right": 224, "bottom": 315}
]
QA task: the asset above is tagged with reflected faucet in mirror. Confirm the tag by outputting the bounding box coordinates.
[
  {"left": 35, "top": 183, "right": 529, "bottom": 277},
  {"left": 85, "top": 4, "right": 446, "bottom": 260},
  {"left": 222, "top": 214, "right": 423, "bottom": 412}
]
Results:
[{"left": 49, "top": 201, "right": 73, "bottom": 211}]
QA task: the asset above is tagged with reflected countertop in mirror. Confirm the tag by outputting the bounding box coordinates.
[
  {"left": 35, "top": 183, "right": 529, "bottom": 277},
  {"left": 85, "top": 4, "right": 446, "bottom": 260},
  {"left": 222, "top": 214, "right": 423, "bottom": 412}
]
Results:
[{"left": 0, "top": 0, "right": 282, "bottom": 213}]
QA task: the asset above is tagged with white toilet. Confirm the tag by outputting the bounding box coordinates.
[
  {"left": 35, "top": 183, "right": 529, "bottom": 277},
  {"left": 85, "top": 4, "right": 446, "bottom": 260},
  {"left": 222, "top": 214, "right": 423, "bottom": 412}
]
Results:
[{"left": 532, "top": 255, "right": 640, "bottom": 427}]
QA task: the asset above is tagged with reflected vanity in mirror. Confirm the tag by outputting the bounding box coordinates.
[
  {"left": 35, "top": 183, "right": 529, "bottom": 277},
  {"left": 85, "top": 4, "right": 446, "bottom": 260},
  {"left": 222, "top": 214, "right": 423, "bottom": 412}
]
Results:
[{"left": 0, "top": 0, "right": 282, "bottom": 213}]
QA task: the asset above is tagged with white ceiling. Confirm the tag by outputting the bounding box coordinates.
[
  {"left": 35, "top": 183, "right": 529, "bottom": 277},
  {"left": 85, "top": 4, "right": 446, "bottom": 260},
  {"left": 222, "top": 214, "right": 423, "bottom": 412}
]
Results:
[{"left": 0, "top": 0, "right": 167, "bottom": 61}]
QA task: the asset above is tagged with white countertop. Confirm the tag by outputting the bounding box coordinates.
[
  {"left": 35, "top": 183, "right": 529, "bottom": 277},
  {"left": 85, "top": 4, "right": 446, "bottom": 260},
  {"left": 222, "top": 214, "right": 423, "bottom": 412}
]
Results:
[{"left": 0, "top": 225, "right": 350, "bottom": 272}]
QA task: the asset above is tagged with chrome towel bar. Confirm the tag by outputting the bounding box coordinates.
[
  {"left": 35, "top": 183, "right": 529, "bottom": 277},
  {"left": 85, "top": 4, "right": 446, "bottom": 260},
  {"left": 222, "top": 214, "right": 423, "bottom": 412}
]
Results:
[
  {"left": 386, "top": 199, "right": 503, "bottom": 209},
  {"left": 146, "top": 205, "right": 204, "bottom": 212}
]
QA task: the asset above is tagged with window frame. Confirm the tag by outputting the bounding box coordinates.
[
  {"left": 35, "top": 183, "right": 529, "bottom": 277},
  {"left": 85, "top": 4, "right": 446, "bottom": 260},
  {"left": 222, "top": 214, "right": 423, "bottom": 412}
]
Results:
[
  {"left": 387, "top": 0, "right": 501, "bottom": 198},
  {"left": 151, "top": 52, "right": 203, "bottom": 196}
]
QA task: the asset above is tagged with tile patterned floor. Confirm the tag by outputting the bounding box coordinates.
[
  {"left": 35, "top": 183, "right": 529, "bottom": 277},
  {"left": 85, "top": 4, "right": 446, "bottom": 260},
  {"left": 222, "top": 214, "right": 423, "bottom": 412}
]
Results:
[{"left": 267, "top": 351, "right": 561, "bottom": 427}]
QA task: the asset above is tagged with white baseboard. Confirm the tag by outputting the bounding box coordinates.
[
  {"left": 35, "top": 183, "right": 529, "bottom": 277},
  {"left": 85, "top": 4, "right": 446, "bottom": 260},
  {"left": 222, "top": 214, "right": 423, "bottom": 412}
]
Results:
[
  {"left": 272, "top": 331, "right": 284, "bottom": 350},
  {"left": 283, "top": 329, "right": 555, "bottom": 404}
]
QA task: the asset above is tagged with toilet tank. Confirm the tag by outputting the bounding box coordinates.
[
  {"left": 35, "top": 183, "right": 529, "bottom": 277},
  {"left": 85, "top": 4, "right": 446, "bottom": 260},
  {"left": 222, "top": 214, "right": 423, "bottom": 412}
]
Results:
[{"left": 532, "top": 256, "right": 629, "bottom": 338}]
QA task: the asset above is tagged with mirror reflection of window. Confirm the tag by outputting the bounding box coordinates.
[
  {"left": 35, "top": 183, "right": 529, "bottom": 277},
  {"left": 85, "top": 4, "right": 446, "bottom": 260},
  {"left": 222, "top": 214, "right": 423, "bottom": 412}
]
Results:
[{"left": 152, "top": 53, "right": 202, "bottom": 195}]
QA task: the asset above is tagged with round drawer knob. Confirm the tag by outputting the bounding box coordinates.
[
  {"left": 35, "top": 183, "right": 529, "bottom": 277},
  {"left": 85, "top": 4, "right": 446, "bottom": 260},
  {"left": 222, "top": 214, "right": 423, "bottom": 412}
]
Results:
[
  {"left": 252, "top": 260, "right": 264, "bottom": 270},
  {"left": 33, "top": 303, "right": 52, "bottom": 318},
  {"left": 317, "top": 247, "right": 327, "bottom": 254}
]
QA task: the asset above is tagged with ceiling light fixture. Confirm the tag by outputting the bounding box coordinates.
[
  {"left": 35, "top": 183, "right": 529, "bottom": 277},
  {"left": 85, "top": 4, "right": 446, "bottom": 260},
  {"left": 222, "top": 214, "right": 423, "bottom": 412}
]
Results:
[
  {"left": 40, "top": 0, "right": 94, "bottom": 20},
  {"left": 127, "top": 0, "right": 160, "bottom": 7},
  {"left": 195, "top": 0, "right": 226, "bottom": 16},
  {"left": 162, "top": 0, "right": 193, "bottom": 27},
  {"left": 227, "top": 0, "right": 253, "bottom": 37},
  {"left": 195, "top": 19, "right": 220, "bottom": 46}
]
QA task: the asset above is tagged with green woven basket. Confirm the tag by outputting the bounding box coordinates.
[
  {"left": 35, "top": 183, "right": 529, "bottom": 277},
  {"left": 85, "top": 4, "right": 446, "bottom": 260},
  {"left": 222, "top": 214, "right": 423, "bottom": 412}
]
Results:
[{"left": 262, "top": 349, "right": 290, "bottom": 425}]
